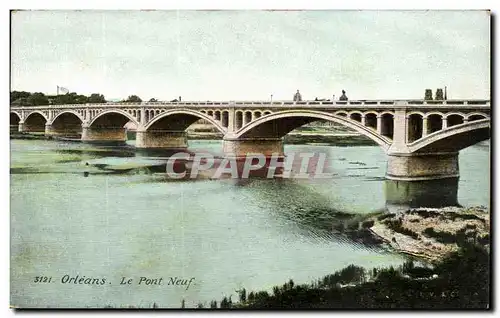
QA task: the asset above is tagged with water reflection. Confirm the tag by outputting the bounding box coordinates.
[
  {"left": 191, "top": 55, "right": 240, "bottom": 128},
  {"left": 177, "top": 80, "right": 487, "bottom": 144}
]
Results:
[
  {"left": 384, "top": 178, "right": 459, "bottom": 212},
  {"left": 77, "top": 146, "right": 462, "bottom": 213}
]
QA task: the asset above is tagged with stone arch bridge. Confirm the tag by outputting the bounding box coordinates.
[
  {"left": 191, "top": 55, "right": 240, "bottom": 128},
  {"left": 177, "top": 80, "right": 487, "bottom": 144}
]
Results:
[{"left": 10, "top": 99, "right": 490, "bottom": 181}]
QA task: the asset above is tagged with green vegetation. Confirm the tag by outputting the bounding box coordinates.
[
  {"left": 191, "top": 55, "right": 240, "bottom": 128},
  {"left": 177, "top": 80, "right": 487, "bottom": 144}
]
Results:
[
  {"left": 198, "top": 243, "right": 489, "bottom": 309},
  {"left": 10, "top": 90, "right": 106, "bottom": 106},
  {"left": 10, "top": 91, "right": 148, "bottom": 106},
  {"left": 124, "top": 95, "right": 142, "bottom": 103}
]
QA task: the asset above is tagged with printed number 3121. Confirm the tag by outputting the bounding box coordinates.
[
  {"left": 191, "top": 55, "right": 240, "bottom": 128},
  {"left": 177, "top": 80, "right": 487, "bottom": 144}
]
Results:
[{"left": 34, "top": 276, "right": 52, "bottom": 283}]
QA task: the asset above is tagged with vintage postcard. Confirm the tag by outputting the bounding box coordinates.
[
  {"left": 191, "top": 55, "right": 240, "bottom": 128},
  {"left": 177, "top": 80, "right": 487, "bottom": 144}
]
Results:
[{"left": 9, "top": 9, "right": 490, "bottom": 309}]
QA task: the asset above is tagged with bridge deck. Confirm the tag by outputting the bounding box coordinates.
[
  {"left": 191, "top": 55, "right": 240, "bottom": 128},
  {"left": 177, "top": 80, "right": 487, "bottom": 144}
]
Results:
[{"left": 11, "top": 99, "right": 491, "bottom": 110}]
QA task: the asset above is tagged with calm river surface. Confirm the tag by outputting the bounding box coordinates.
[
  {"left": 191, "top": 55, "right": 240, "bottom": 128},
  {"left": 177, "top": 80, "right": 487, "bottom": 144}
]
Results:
[{"left": 10, "top": 139, "right": 489, "bottom": 308}]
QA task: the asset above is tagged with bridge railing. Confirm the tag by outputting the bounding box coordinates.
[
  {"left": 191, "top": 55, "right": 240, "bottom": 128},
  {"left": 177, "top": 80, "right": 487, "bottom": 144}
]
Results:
[{"left": 10, "top": 99, "right": 491, "bottom": 109}]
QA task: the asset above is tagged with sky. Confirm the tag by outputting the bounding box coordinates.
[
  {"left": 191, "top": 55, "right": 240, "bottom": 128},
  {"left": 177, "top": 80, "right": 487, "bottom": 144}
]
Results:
[{"left": 10, "top": 10, "right": 491, "bottom": 101}]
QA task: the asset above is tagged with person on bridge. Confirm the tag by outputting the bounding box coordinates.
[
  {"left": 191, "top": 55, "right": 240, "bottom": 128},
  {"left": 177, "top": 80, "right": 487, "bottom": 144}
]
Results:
[
  {"left": 339, "top": 90, "right": 348, "bottom": 101},
  {"left": 293, "top": 90, "right": 302, "bottom": 102}
]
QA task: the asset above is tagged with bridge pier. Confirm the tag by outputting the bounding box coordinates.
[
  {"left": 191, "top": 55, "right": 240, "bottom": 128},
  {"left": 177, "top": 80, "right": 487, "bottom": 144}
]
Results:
[
  {"left": 222, "top": 137, "right": 284, "bottom": 158},
  {"left": 135, "top": 130, "right": 188, "bottom": 149},
  {"left": 385, "top": 178, "right": 459, "bottom": 209},
  {"left": 386, "top": 152, "right": 459, "bottom": 181},
  {"left": 45, "top": 124, "right": 55, "bottom": 136},
  {"left": 44, "top": 124, "right": 65, "bottom": 136},
  {"left": 81, "top": 126, "right": 127, "bottom": 145},
  {"left": 45, "top": 124, "right": 82, "bottom": 138},
  {"left": 17, "top": 122, "right": 25, "bottom": 133}
]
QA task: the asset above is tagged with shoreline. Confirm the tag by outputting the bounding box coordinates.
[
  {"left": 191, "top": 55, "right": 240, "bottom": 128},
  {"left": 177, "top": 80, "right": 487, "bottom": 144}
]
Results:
[{"left": 361, "top": 206, "right": 490, "bottom": 262}]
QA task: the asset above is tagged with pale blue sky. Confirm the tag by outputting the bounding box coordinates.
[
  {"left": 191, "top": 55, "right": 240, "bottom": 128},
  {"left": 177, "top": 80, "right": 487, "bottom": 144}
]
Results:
[{"left": 11, "top": 10, "right": 490, "bottom": 101}]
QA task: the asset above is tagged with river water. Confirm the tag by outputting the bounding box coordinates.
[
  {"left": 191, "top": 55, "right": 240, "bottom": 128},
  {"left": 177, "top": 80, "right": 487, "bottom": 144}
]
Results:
[{"left": 10, "top": 139, "right": 489, "bottom": 308}]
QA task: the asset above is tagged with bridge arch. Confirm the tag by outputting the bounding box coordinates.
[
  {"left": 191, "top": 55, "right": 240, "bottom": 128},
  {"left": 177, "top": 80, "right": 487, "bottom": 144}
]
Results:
[
  {"left": 144, "top": 109, "right": 226, "bottom": 133},
  {"left": 244, "top": 111, "right": 252, "bottom": 124},
  {"left": 234, "top": 110, "right": 392, "bottom": 151},
  {"left": 49, "top": 110, "right": 85, "bottom": 125},
  {"left": 10, "top": 111, "right": 21, "bottom": 121},
  {"left": 49, "top": 111, "right": 84, "bottom": 136},
  {"left": 408, "top": 119, "right": 490, "bottom": 153},
  {"left": 380, "top": 113, "right": 394, "bottom": 138},
  {"left": 349, "top": 111, "right": 363, "bottom": 122},
  {"left": 444, "top": 112, "right": 467, "bottom": 119},
  {"left": 25, "top": 111, "right": 48, "bottom": 122},
  {"left": 235, "top": 111, "right": 244, "bottom": 129},
  {"left": 427, "top": 114, "right": 443, "bottom": 134},
  {"left": 24, "top": 111, "right": 48, "bottom": 132},
  {"left": 379, "top": 111, "right": 395, "bottom": 116},
  {"left": 253, "top": 110, "right": 263, "bottom": 119},
  {"left": 446, "top": 114, "right": 465, "bottom": 127},
  {"left": 221, "top": 110, "right": 229, "bottom": 127},
  {"left": 88, "top": 109, "right": 139, "bottom": 127},
  {"left": 467, "top": 112, "right": 488, "bottom": 121},
  {"left": 364, "top": 113, "right": 378, "bottom": 130},
  {"left": 214, "top": 110, "right": 221, "bottom": 121},
  {"left": 407, "top": 111, "right": 426, "bottom": 118},
  {"left": 363, "top": 111, "right": 379, "bottom": 116},
  {"left": 423, "top": 111, "right": 445, "bottom": 118},
  {"left": 10, "top": 112, "right": 21, "bottom": 131},
  {"left": 408, "top": 113, "right": 424, "bottom": 142}
]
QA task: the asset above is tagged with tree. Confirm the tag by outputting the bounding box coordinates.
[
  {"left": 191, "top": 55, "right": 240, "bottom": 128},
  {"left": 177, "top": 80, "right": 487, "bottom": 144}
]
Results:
[
  {"left": 26, "top": 92, "right": 49, "bottom": 106},
  {"left": 149, "top": 98, "right": 158, "bottom": 102},
  {"left": 124, "top": 95, "right": 142, "bottom": 103},
  {"left": 52, "top": 92, "right": 88, "bottom": 105},
  {"left": 88, "top": 93, "right": 106, "bottom": 103},
  {"left": 10, "top": 91, "right": 31, "bottom": 103},
  {"left": 11, "top": 97, "right": 30, "bottom": 106},
  {"left": 238, "top": 288, "right": 247, "bottom": 303}
]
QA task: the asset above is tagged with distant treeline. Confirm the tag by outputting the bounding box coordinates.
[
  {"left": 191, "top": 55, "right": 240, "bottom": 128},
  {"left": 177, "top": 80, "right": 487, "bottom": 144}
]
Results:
[{"left": 10, "top": 91, "right": 151, "bottom": 106}]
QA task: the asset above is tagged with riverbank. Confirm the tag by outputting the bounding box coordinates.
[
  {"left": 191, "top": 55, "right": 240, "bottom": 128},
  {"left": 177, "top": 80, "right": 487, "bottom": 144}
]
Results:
[
  {"left": 10, "top": 132, "right": 48, "bottom": 140},
  {"left": 183, "top": 126, "right": 376, "bottom": 146},
  {"left": 284, "top": 133, "right": 375, "bottom": 146},
  {"left": 366, "top": 206, "right": 490, "bottom": 261},
  {"left": 313, "top": 205, "right": 490, "bottom": 262},
  {"left": 195, "top": 205, "right": 490, "bottom": 309},
  {"left": 198, "top": 242, "right": 489, "bottom": 309}
]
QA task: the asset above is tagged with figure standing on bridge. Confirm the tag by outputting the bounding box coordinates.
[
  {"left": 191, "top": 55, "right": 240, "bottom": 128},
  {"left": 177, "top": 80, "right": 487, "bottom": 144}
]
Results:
[
  {"left": 339, "top": 90, "right": 348, "bottom": 101},
  {"left": 293, "top": 90, "right": 302, "bottom": 102}
]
